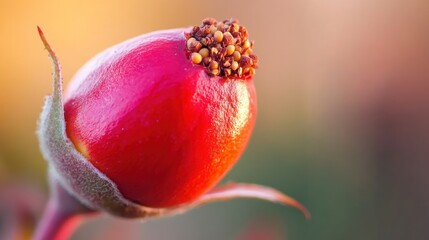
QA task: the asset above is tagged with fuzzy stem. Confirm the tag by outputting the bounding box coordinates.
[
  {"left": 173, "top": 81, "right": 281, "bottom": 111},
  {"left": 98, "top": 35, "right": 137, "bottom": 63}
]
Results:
[{"left": 33, "top": 178, "right": 97, "bottom": 240}]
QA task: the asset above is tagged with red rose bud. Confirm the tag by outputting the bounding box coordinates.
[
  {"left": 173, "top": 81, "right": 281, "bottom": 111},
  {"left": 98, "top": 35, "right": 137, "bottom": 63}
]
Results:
[
  {"left": 64, "top": 18, "right": 257, "bottom": 208},
  {"left": 37, "top": 18, "right": 310, "bottom": 219}
]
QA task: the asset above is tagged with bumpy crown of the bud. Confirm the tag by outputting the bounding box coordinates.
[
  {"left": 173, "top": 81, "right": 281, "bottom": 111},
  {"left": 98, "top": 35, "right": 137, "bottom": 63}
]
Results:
[{"left": 185, "top": 18, "right": 258, "bottom": 79}]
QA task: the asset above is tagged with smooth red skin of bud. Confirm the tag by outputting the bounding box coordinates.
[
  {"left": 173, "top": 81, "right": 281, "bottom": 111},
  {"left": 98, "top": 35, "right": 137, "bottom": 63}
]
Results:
[{"left": 63, "top": 29, "right": 257, "bottom": 208}]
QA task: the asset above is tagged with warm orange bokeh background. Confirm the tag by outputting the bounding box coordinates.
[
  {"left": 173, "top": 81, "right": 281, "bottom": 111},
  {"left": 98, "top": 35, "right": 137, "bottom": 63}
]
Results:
[{"left": 1, "top": 0, "right": 429, "bottom": 239}]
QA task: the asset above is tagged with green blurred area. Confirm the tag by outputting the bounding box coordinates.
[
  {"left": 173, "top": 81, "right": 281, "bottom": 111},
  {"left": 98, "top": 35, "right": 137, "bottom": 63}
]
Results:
[{"left": 1, "top": 0, "right": 429, "bottom": 239}]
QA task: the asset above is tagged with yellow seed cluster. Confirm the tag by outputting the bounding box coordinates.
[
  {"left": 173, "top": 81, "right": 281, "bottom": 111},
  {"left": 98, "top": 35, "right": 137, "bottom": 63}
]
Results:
[{"left": 185, "top": 18, "right": 258, "bottom": 78}]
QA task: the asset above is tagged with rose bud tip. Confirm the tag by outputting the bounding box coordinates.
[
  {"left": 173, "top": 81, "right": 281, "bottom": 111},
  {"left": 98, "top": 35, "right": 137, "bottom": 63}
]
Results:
[{"left": 186, "top": 18, "right": 258, "bottom": 79}]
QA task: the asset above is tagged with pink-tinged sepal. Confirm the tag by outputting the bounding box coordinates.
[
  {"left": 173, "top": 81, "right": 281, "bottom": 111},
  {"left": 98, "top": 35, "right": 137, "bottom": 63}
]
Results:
[{"left": 194, "top": 183, "right": 310, "bottom": 218}]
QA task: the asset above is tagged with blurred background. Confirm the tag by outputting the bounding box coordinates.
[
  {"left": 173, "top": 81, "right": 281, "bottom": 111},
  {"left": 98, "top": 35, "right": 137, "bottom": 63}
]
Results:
[{"left": 1, "top": 0, "right": 429, "bottom": 239}]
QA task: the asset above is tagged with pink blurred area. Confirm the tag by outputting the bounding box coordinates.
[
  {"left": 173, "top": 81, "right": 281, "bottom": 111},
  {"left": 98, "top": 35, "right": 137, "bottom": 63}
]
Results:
[{"left": 1, "top": 0, "right": 429, "bottom": 239}]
